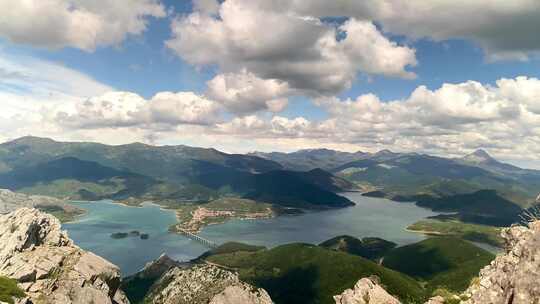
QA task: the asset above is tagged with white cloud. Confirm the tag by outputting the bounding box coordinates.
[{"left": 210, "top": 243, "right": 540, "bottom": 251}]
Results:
[
  {"left": 373, "top": 1, "right": 540, "bottom": 61},
  {"left": 208, "top": 76, "right": 540, "bottom": 163},
  {"left": 54, "top": 91, "right": 222, "bottom": 129},
  {"left": 0, "top": 53, "right": 222, "bottom": 144},
  {"left": 339, "top": 19, "right": 416, "bottom": 79},
  {"left": 166, "top": 0, "right": 417, "bottom": 97},
  {"left": 279, "top": 0, "right": 540, "bottom": 61},
  {"left": 207, "top": 70, "right": 291, "bottom": 114},
  {"left": 0, "top": 0, "right": 166, "bottom": 51},
  {"left": 1, "top": 46, "right": 540, "bottom": 166},
  {"left": 0, "top": 52, "right": 113, "bottom": 97}
]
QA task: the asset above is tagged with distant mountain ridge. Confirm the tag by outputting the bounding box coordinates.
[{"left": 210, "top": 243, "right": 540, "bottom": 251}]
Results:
[
  {"left": 250, "top": 148, "right": 370, "bottom": 171},
  {"left": 255, "top": 147, "right": 540, "bottom": 226},
  {"left": 0, "top": 136, "right": 353, "bottom": 209}
]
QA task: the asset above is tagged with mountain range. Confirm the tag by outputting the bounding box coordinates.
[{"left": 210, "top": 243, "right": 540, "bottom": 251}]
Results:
[
  {"left": 0, "top": 136, "right": 353, "bottom": 209},
  {"left": 2, "top": 136, "right": 539, "bottom": 225},
  {"left": 255, "top": 148, "right": 540, "bottom": 226}
]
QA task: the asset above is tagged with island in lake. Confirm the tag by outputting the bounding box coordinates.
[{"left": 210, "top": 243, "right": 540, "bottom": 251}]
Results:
[{"left": 111, "top": 230, "right": 150, "bottom": 240}]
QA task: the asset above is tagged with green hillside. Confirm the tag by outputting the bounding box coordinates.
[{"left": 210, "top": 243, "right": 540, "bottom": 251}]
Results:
[
  {"left": 332, "top": 152, "right": 540, "bottom": 214},
  {"left": 413, "top": 190, "right": 523, "bottom": 226},
  {"left": 382, "top": 238, "right": 495, "bottom": 292},
  {"left": 407, "top": 217, "right": 503, "bottom": 247},
  {"left": 0, "top": 157, "right": 155, "bottom": 199},
  {"left": 203, "top": 243, "right": 426, "bottom": 304},
  {"left": 0, "top": 136, "right": 353, "bottom": 209},
  {"left": 319, "top": 235, "right": 396, "bottom": 260}
]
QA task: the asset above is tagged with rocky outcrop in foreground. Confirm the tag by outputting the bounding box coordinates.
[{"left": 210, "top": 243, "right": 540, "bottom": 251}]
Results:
[
  {"left": 334, "top": 277, "right": 400, "bottom": 304},
  {"left": 462, "top": 220, "right": 540, "bottom": 304},
  {"left": 0, "top": 208, "right": 128, "bottom": 304},
  {"left": 336, "top": 220, "right": 540, "bottom": 304},
  {"left": 142, "top": 262, "right": 273, "bottom": 304}
]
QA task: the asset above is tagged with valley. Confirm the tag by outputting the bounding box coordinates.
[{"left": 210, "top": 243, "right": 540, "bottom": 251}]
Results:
[
  {"left": 2, "top": 136, "right": 537, "bottom": 253},
  {"left": 62, "top": 193, "right": 439, "bottom": 275},
  {"left": 1, "top": 136, "right": 538, "bottom": 303}
]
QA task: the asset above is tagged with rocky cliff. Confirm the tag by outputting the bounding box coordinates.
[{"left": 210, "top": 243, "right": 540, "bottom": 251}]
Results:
[
  {"left": 334, "top": 277, "right": 401, "bottom": 304},
  {"left": 0, "top": 208, "right": 128, "bottom": 304},
  {"left": 334, "top": 220, "right": 540, "bottom": 304},
  {"left": 461, "top": 220, "right": 540, "bottom": 304},
  {"left": 129, "top": 260, "right": 273, "bottom": 304},
  {"left": 0, "top": 208, "right": 274, "bottom": 304}
]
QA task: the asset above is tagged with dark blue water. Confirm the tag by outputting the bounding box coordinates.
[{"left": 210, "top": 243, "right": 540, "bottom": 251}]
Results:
[{"left": 64, "top": 193, "right": 439, "bottom": 275}]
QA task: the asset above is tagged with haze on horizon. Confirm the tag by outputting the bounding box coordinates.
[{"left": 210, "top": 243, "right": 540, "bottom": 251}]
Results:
[{"left": 1, "top": 0, "right": 540, "bottom": 168}]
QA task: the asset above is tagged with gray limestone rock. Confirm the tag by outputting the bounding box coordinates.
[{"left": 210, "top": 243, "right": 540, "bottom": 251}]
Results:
[
  {"left": 333, "top": 277, "right": 401, "bottom": 304},
  {"left": 0, "top": 208, "right": 128, "bottom": 304},
  {"left": 461, "top": 221, "right": 540, "bottom": 304},
  {"left": 144, "top": 263, "right": 273, "bottom": 304}
]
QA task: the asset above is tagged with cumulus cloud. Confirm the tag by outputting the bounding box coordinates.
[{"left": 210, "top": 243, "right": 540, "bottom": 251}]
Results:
[
  {"left": 0, "top": 0, "right": 166, "bottom": 51},
  {"left": 54, "top": 91, "right": 222, "bottom": 129},
  {"left": 207, "top": 70, "right": 291, "bottom": 114},
  {"left": 0, "top": 53, "right": 223, "bottom": 143},
  {"left": 210, "top": 76, "right": 540, "bottom": 162},
  {"left": 2, "top": 46, "right": 540, "bottom": 166},
  {"left": 166, "top": 0, "right": 417, "bottom": 97},
  {"left": 278, "top": 0, "right": 540, "bottom": 61}
]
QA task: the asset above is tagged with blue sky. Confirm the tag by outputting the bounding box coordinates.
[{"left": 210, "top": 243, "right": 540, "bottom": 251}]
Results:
[{"left": 1, "top": 0, "right": 540, "bottom": 168}]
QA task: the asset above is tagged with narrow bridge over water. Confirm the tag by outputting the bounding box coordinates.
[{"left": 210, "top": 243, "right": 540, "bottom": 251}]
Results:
[{"left": 178, "top": 229, "right": 218, "bottom": 249}]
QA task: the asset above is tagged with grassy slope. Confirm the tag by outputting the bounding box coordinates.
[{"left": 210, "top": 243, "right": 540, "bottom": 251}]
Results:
[
  {"left": 203, "top": 243, "right": 425, "bottom": 304},
  {"left": 0, "top": 277, "right": 25, "bottom": 304},
  {"left": 407, "top": 218, "right": 503, "bottom": 247},
  {"left": 382, "top": 238, "right": 494, "bottom": 292},
  {"left": 319, "top": 235, "right": 396, "bottom": 260}
]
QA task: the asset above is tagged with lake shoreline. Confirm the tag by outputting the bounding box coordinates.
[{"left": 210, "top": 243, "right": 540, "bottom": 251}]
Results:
[{"left": 64, "top": 193, "right": 440, "bottom": 275}]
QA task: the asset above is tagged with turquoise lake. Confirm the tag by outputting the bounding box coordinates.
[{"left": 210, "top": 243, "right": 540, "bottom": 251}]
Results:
[{"left": 64, "top": 192, "right": 439, "bottom": 276}]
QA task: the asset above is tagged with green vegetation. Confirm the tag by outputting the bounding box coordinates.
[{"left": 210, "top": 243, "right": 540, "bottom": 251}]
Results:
[
  {"left": 198, "top": 242, "right": 266, "bottom": 260},
  {"left": 0, "top": 136, "right": 354, "bottom": 209},
  {"left": 110, "top": 231, "right": 149, "bottom": 240},
  {"left": 407, "top": 217, "right": 503, "bottom": 247},
  {"left": 110, "top": 232, "right": 129, "bottom": 239},
  {"left": 122, "top": 276, "right": 157, "bottom": 304},
  {"left": 413, "top": 190, "right": 523, "bottom": 226},
  {"left": 319, "top": 235, "right": 396, "bottom": 260},
  {"left": 202, "top": 243, "right": 425, "bottom": 304},
  {"left": 361, "top": 190, "right": 386, "bottom": 198},
  {"left": 244, "top": 170, "right": 354, "bottom": 208},
  {"left": 19, "top": 179, "right": 123, "bottom": 199},
  {"left": 334, "top": 152, "right": 540, "bottom": 213},
  {"left": 0, "top": 276, "right": 25, "bottom": 304},
  {"left": 34, "top": 204, "right": 85, "bottom": 223},
  {"left": 382, "top": 238, "right": 494, "bottom": 293}
]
